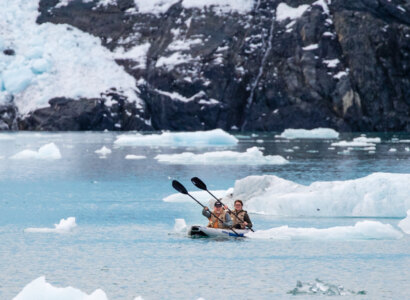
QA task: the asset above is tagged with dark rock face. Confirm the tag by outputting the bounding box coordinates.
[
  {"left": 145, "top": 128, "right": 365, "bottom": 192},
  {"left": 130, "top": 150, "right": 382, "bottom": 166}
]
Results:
[{"left": 2, "top": 0, "right": 409, "bottom": 131}]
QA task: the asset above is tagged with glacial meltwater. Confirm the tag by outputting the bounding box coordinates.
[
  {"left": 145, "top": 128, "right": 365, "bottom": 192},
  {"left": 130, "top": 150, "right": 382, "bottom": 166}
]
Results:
[{"left": 1, "top": 131, "right": 410, "bottom": 299}]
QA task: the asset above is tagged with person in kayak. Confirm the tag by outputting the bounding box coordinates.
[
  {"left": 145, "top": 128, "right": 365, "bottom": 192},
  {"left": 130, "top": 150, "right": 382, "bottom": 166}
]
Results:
[
  {"left": 202, "top": 201, "right": 233, "bottom": 229},
  {"left": 229, "top": 200, "right": 252, "bottom": 229}
]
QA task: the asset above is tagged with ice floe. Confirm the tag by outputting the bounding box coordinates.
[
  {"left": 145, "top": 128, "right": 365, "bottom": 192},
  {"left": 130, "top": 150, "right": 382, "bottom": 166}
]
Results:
[
  {"left": 332, "top": 136, "right": 381, "bottom": 148},
  {"left": 398, "top": 210, "right": 410, "bottom": 234},
  {"left": 288, "top": 279, "right": 366, "bottom": 296},
  {"left": 154, "top": 147, "right": 289, "bottom": 165},
  {"left": 227, "top": 173, "right": 410, "bottom": 217},
  {"left": 163, "top": 189, "right": 231, "bottom": 203},
  {"left": 114, "top": 129, "right": 238, "bottom": 147},
  {"left": 174, "top": 218, "right": 187, "bottom": 232},
  {"left": 278, "top": 128, "right": 339, "bottom": 139},
  {"left": 25, "top": 217, "right": 77, "bottom": 233},
  {"left": 10, "top": 143, "right": 62, "bottom": 160},
  {"left": 125, "top": 154, "right": 146, "bottom": 160},
  {"left": 13, "top": 276, "right": 109, "bottom": 300},
  {"left": 95, "top": 146, "right": 112, "bottom": 156},
  {"left": 246, "top": 221, "right": 403, "bottom": 240}
]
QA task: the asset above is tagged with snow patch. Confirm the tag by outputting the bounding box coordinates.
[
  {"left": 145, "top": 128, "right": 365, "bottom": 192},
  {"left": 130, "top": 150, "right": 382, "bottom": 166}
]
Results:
[
  {"left": 154, "top": 147, "right": 289, "bottom": 165},
  {"left": 276, "top": 3, "right": 310, "bottom": 21}
]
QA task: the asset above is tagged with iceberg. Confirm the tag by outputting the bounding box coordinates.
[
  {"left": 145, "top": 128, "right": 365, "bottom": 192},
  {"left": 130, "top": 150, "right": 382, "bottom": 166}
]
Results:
[
  {"left": 155, "top": 147, "right": 289, "bottom": 165},
  {"left": 95, "top": 146, "right": 112, "bottom": 156},
  {"left": 13, "top": 276, "right": 108, "bottom": 300},
  {"left": 278, "top": 128, "right": 339, "bottom": 139},
  {"left": 114, "top": 129, "right": 238, "bottom": 147},
  {"left": 228, "top": 173, "right": 410, "bottom": 217},
  {"left": 25, "top": 217, "right": 77, "bottom": 233},
  {"left": 10, "top": 143, "right": 62, "bottom": 160},
  {"left": 163, "top": 189, "right": 231, "bottom": 203},
  {"left": 398, "top": 210, "right": 410, "bottom": 234},
  {"left": 288, "top": 279, "right": 366, "bottom": 296},
  {"left": 246, "top": 221, "right": 403, "bottom": 240},
  {"left": 125, "top": 155, "right": 146, "bottom": 160},
  {"left": 174, "top": 218, "right": 187, "bottom": 232}
]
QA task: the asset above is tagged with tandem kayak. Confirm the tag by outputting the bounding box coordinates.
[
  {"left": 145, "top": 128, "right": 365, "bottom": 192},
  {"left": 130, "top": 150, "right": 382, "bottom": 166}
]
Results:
[{"left": 188, "top": 225, "right": 249, "bottom": 238}]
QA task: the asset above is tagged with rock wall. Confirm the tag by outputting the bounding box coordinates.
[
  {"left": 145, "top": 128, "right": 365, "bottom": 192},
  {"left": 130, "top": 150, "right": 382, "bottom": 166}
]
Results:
[{"left": 2, "top": 0, "right": 409, "bottom": 131}]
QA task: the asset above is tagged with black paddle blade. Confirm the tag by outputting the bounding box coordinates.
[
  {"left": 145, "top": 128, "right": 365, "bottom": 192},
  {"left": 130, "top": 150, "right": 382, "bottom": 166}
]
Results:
[
  {"left": 172, "top": 180, "right": 188, "bottom": 194},
  {"left": 191, "top": 177, "right": 207, "bottom": 190}
]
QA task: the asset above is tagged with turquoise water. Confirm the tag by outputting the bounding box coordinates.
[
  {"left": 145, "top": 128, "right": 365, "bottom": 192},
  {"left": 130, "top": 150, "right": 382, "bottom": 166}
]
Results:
[{"left": 0, "top": 132, "right": 410, "bottom": 299}]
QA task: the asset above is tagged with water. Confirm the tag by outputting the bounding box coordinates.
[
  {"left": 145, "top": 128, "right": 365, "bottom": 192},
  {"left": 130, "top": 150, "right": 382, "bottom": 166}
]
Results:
[{"left": 0, "top": 132, "right": 409, "bottom": 299}]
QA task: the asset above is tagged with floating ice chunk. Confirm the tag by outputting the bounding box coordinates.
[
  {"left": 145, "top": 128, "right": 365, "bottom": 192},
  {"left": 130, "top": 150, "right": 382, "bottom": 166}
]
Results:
[
  {"left": 114, "top": 129, "right": 238, "bottom": 147},
  {"left": 389, "top": 148, "right": 397, "bottom": 152},
  {"left": 331, "top": 140, "right": 375, "bottom": 147},
  {"left": 154, "top": 147, "right": 289, "bottom": 165},
  {"left": 163, "top": 189, "right": 231, "bottom": 203},
  {"left": 246, "top": 221, "right": 402, "bottom": 240},
  {"left": 174, "top": 218, "right": 187, "bottom": 232},
  {"left": 353, "top": 136, "right": 381, "bottom": 143},
  {"left": 398, "top": 210, "right": 410, "bottom": 234},
  {"left": 229, "top": 173, "right": 410, "bottom": 217},
  {"left": 125, "top": 155, "right": 146, "bottom": 160},
  {"left": 13, "top": 276, "right": 107, "bottom": 300},
  {"left": 288, "top": 278, "right": 366, "bottom": 296},
  {"left": 25, "top": 217, "right": 77, "bottom": 233},
  {"left": 276, "top": 3, "right": 310, "bottom": 21},
  {"left": 10, "top": 143, "right": 62, "bottom": 160},
  {"left": 95, "top": 146, "right": 111, "bottom": 156},
  {"left": 278, "top": 128, "right": 339, "bottom": 139}
]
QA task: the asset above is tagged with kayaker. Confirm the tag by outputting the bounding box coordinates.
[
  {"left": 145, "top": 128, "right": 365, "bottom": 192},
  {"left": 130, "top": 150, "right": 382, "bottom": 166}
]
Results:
[
  {"left": 202, "top": 202, "right": 232, "bottom": 229},
  {"left": 229, "top": 200, "right": 253, "bottom": 229}
]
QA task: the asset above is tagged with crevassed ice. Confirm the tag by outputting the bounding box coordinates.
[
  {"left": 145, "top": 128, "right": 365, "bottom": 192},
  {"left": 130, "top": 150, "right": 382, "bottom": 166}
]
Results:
[
  {"left": 24, "top": 217, "right": 77, "bottom": 233},
  {"left": 10, "top": 143, "right": 62, "bottom": 160},
  {"left": 398, "top": 210, "right": 410, "bottom": 234},
  {"left": 229, "top": 173, "right": 410, "bottom": 217},
  {"left": 114, "top": 129, "right": 238, "bottom": 147},
  {"left": 154, "top": 147, "right": 289, "bottom": 165},
  {"left": 0, "top": 0, "right": 140, "bottom": 114},
  {"left": 246, "top": 221, "right": 403, "bottom": 240},
  {"left": 278, "top": 128, "right": 339, "bottom": 139}
]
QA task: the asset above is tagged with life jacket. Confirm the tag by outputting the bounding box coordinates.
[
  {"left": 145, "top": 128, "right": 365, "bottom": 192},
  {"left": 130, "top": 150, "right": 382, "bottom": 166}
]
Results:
[
  {"left": 230, "top": 210, "right": 247, "bottom": 229},
  {"left": 207, "top": 209, "right": 227, "bottom": 228}
]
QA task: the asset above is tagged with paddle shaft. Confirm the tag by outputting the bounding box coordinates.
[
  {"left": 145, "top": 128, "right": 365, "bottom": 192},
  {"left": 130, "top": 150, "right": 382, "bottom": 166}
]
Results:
[
  {"left": 205, "top": 190, "right": 255, "bottom": 232},
  {"left": 185, "top": 193, "right": 240, "bottom": 236}
]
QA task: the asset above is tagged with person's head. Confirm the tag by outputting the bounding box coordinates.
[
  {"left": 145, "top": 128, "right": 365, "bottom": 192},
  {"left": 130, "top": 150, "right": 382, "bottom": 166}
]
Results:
[
  {"left": 214, "top": 202, "right": 223, "bottom": 211},
  {"left": 234, "top": 200, "right": 243, "bottom": 210}
]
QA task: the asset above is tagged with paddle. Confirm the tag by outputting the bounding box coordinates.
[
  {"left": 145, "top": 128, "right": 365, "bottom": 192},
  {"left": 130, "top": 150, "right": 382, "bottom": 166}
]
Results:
[
  {"left": 171, "top": 180, "right": 240, "bottom": 236},
  {"left": 191, "top": 177, "right": 254, "bottom": 232}
]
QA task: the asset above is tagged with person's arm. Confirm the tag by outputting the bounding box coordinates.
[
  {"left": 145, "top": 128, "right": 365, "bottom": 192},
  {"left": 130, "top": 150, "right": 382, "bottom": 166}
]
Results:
[
  {"left": 244, "top": 212, "right": 252, "bottom": 228},
  {"left": 202, "top": 207, "right": 211, "bottom": 218},
  {"left": 223, "top": 213, "right": 232, "bottom": 227}
]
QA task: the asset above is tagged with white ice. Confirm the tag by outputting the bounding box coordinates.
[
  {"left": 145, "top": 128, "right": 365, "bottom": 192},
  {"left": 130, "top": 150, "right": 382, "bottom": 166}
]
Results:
[
  {"left": 154, "top": 147, "right": 289, "bottom": 165},
  {"left": 276, "top": 3, "right": 310, "bottom": 21},
  {"left": 278, "top": 128, "right": 339, "bottom": 139},
  {"left": 163, "top": 189, "right": 231, "bottom": 203},
  {"left": 125, "top": 154, "right": 146, "bottom": 160},
  {"left": 173, "top": 218, "right": 187, "bottom": 232},
  {"left": 95, "top": 146, "right": 112, "bottom": 156},
  {"left": 228, "top": 173, "right": 410, "bottom": 217},
  {"left": 246, "top": 221, "right": 403, "bottom": 240},
  {"left": 114, "top": 129, "right": 238, "bottom": 147},
  {"left": 10, "top": 143, "right": 62, "bottom": 160},
  {"left": 0, "top": 0, "right": 140, "bottom": 114},
  {"left": 13, "top": 276, "right": 108, "bottom": 300},
  {"left": 398, "top": 210, "right": 410, "bottom": 234},
  {"left": 25, "top": 217, "right": 77, "bottom": 233}
]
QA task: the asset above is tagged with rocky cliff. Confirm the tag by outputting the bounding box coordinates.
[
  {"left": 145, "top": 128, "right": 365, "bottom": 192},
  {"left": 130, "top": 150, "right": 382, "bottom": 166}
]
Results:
[{"left": 1, "top": 0, "right": 409, "bottom": 131}]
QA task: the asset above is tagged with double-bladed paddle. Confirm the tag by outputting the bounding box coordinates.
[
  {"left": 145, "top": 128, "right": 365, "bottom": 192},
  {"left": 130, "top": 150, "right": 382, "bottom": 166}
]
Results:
[
  {"left": 191, "top": 177, "right": 254, "bottom": 232},
  {"left": 171, "top": 180, "right": 240, "bottom": 236}
]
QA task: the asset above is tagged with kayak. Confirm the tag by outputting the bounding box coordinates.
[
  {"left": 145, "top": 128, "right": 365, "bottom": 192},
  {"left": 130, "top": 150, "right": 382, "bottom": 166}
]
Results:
[{"left": 188, "top": 225, "right": 249, "bottom": 238}]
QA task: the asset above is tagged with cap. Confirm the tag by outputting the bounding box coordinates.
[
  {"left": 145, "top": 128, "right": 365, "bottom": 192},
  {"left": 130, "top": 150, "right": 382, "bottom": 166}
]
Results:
[{"left": 214, "top": 202, "right": 222, "bottom": 207}]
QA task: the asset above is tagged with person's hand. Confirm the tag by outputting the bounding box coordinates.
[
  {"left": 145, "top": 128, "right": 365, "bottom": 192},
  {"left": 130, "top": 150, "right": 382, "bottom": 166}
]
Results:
[
  {"left": 243, "top": 221, "right": 248, "bottom": 226},
  {"left": 223, "top": 205, "right": 228, "bottom": 210},
  {"left": 204, "top": 206, "right": 209, "bottom": 211}
]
